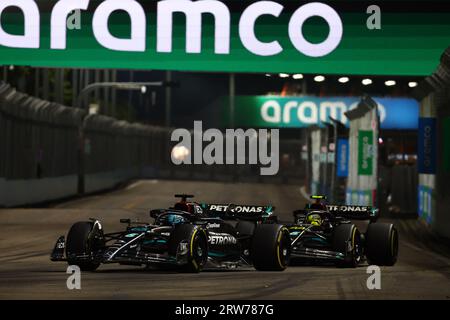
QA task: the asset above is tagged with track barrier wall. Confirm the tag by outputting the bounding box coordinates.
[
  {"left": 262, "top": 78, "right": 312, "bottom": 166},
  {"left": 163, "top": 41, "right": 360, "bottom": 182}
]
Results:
[
  {"left": 418, "top": 90, "right": 450, "bottom": 238},
  {"left": 0, "top": 83, "right": 306, "bottom": 206},
  {"left": 0, "top": 83, "right": 171, "bottom": 206}
]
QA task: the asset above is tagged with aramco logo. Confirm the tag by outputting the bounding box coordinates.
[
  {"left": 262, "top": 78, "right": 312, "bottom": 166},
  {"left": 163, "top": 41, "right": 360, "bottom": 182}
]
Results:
[{"left": 0, "top": 0, "right": 343, "bottom": 57}]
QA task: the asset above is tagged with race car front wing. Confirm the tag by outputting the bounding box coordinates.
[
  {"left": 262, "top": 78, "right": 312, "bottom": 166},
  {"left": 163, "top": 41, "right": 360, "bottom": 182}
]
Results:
[
  {"left": 290, "top": 246, "right": 346, "bottom": 261},
  {"left": 50, "top": 235, "right": 182, "bottom": 266}
]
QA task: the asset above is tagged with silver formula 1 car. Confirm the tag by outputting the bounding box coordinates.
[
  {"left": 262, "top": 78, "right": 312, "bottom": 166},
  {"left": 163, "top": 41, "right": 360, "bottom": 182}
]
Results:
[
  {"left": 51, "top": 195, "right": 291, "bottom": 272},
  {"left": 286, "top": 195, "right": 399, "bottom": 267}
]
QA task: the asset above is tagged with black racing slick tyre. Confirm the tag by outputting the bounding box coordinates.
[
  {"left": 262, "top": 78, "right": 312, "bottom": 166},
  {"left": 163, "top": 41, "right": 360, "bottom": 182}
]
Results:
[
  {"left": 332, "top": 224, "right": 362, "bottom": 268},
  {"left": 66, "top": 221, "right": 103, "bottom": 271},
  {"left": 251, "top": 224, "right": 291, "bottom": 271},
  {"left": 169, "top": 224, "right": 208, "bottom": 273},
  {"left": 365, "top": 223, "right": 399, "bottom": 266}
]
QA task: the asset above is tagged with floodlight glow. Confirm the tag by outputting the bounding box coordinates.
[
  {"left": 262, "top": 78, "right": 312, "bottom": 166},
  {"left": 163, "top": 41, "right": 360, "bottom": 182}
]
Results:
[
  {"left": 314, "top": 75, "right": 325, "bottom": 82},
  {"left": 385, "top": 80, "right": 396, "bottom": 86}
]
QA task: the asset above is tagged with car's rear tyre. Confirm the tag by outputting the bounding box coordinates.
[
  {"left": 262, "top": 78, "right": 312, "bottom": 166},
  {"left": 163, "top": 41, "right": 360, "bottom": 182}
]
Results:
[
  {"left": 66, "top": 221, "right": 103, "bottom": 271},
  {"left": 251, "top": 224, "right": 291, "bottom": 271},
  {"left": 365, "top": 223, "right": 398, "bottom": 266},
  {"left": 332, "top": 224, "right": 362, "bottom": 268},
  {"left": 169, "top": 224, "right": 208, "bottom": 273}
]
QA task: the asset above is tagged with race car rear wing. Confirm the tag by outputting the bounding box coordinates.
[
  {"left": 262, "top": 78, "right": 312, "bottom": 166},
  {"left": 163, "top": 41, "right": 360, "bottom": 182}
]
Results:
[
  {"left": 326, "top": 205, "right": 379, "bottom": 221},
  {"left": 293, "top": 205, "right": 379, "bottom": 222},
  {"left": 203, "top": 204, "right": 276, "bottom": 221}
]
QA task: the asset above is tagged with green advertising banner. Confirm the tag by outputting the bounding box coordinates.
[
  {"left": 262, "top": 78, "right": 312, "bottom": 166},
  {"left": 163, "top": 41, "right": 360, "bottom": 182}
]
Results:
[
  {"left": 0, "top": 1, "right": 449, "bottom": 75},
  {"left": 225, "top": 95, "right": 419, "bottom": 129},
  {"left": 358, "top": 130, "right": 373, "bottom": 176}
]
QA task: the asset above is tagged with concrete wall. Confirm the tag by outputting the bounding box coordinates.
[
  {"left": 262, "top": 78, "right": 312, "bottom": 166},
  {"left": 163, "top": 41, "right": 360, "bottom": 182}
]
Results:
[
  {"left": 0, "top": 167, "right": 141, "bottom": 207},
  {"left": 0, "top": 176, "right": 77, "bottom": 207}
]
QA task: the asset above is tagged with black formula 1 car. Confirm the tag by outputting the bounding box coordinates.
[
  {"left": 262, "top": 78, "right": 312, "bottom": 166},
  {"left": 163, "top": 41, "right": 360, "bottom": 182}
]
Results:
[
  {"left": 51, "top": 195, "right": 291, "bottom": 272},
  {"left": 286, "top": 195, "right": 398, "bottom": 267}
]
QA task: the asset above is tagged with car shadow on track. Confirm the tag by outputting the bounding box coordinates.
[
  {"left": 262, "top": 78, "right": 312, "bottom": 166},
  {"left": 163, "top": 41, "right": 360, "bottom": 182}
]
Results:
[{"left": 289, "top": 258, "right": 368, "bottom": 269}]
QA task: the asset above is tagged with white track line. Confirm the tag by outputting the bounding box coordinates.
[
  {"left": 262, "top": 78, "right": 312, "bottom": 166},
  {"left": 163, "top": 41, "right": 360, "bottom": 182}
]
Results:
[
  {"left": 125, "top": 181, "right": 144, "bottom": 191},
  {"left": 125, "top": 180, "right": 158, "bottom": 191}
]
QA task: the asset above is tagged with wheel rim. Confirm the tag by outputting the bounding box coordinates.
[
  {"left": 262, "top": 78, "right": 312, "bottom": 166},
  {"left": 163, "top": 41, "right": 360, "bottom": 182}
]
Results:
[
  {"left": 87, "top": 229, "right": 103, "bottom": 257},
  {"left": 277, "top": 229, "right": 290, "bottom": 268},
  {"left": 354, "top": 237, "right": 361, "bottom": 265},
  {"left": 390, "top": 229, "right": 399, "bottom": 259},
  {"left": 351, "top": 228, "right": 362, "bottom": 266}
]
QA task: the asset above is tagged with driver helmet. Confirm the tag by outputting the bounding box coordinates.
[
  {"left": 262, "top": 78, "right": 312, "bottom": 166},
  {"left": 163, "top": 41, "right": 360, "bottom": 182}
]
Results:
[
  {"left": 174, "top": 202, "right": 191, "bottom": 212},
  {"left": 307, "top": 213, "right": 322, "bottom": 226},
  {"left": 308, "top": 195, "right": 327, "bottom": 210}
]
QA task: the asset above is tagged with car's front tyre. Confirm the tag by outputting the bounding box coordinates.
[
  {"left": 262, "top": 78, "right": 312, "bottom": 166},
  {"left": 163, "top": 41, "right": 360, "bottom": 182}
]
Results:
[
  {"left": 66, "top": 221, "right": 103, "bottom": 271},
  {"left": 332, "top": 224, "right": 362, "bottom": 268},
  {"left": 169, "top": 224, "right": 208, "bottom": 273}
]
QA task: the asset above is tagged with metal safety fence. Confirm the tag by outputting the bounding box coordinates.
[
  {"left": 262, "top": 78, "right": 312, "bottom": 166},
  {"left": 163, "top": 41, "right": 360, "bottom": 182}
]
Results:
[
  {"left": 0, "top": 82, "right": 171, "bottom": 182},
  {"left": 1, "top": 81, "right": 305, "bottom": 207}
]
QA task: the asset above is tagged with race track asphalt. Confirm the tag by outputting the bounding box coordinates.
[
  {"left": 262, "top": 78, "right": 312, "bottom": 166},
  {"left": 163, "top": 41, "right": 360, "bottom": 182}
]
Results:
[{"left": 0, "top": 179, "right": 449, "bottom": 299}]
